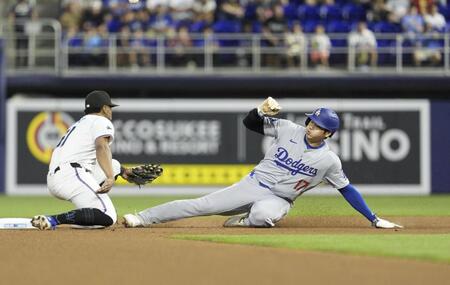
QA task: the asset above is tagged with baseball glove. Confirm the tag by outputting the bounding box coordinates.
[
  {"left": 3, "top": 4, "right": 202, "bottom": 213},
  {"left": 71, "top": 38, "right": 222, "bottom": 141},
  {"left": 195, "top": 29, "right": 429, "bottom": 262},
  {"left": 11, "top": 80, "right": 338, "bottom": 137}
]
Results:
[
  {"left": 122, "top": 164, "right": 163, "bottom": 186},
  {"left": 257, "top": 97, "right": 282, "bottom": 116}
]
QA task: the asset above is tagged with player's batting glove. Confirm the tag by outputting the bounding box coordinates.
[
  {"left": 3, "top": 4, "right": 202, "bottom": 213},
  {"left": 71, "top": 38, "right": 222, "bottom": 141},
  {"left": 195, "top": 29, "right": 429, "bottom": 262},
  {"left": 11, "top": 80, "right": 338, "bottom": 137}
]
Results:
[
  {"left": 372, "top": 217, "right": 403, "bottom": 229},
  {"left": 257, "top": 97, "right": 282, "bottom": 116},
  {"left": 121, "top": 164, "right": 163, "bottom": 187}
]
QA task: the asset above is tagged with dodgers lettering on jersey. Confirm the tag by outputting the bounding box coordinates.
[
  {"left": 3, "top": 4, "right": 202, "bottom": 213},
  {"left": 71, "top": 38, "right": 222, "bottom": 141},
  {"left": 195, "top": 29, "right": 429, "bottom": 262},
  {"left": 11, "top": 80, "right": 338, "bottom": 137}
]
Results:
[
  {"left": 49, "top": 115, "right": 115, "bottom": 172},
  {"left": 252, "top": 117, "right": 349, "bottom": 201}
]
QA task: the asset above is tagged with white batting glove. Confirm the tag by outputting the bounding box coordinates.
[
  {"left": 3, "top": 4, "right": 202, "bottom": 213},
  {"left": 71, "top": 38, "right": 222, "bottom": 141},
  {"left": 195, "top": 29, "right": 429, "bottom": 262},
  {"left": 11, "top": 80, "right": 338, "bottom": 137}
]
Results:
[
  {"left": 372, "top": 217, "right": 403, "bottom": 229},
  {"left": 257, "top": 97, "right": 282, "bottom": 116}
]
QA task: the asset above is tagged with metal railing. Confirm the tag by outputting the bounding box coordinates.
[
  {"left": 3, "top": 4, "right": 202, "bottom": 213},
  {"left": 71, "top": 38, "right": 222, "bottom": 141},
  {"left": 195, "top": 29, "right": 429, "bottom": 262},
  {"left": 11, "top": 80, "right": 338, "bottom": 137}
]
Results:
[{"left": 2, "top": 19, "right": 450, "bottom": 75}]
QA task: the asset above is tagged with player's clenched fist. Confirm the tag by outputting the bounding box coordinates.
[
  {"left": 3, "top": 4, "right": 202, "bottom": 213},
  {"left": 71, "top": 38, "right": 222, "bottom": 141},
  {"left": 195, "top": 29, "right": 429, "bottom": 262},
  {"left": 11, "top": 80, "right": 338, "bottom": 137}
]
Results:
[{"left": 258, "top": 97, "right": 282, "bottom": 116}]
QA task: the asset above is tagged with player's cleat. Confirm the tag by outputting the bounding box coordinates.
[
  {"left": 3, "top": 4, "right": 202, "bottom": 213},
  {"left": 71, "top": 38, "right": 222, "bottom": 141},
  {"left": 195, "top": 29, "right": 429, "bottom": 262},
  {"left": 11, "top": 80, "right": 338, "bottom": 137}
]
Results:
[
  {"left": 223, "top": 215, "right": 249, "bottom": 227},
  {"left": 31, "top": 215, "right": 57, "bottom": 230},
  {"left": 123, "top": 214, "right": 144, "bottom": 228}
]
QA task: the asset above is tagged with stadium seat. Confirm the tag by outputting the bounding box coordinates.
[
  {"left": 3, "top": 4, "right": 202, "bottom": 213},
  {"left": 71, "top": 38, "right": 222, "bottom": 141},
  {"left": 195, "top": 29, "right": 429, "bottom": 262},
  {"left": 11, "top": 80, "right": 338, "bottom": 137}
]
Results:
[
  {"left": 326, "top": 20, "right": 351, "bottom": 33},
  {"left": 320, "top": 3, "right": 342, "bottom": 22},
  {"left": 342, "top": 3, "right": 366, "bottom": 23},
  {"left": 297, "top": 4, "right": 321, "bottom": 22},
  {"left": 213, "top": 20, "right": 241, "bottom": 33},
  {"left": 284, "top": 3, "right": 298, "bottom": 20}
]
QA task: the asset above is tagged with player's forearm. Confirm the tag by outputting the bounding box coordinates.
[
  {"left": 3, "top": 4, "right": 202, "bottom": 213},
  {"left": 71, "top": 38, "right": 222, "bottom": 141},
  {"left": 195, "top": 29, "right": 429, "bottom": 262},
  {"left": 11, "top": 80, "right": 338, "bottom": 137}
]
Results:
[
  {"left": 338, "top": 184, "right": 377, "bottom": 222},
  {"left": 243, "top": 108, "right": 264, "bottom": 135},
  {"left": 96, "top": 144, "right": 114, "bottom": 179}
]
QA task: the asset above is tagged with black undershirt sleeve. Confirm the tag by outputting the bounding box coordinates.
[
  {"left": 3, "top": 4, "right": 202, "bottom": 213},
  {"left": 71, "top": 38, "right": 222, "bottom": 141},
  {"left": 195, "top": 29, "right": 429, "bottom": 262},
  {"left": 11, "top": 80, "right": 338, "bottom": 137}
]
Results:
[{"left": 243, "top": 108, "right": 264, "bottom": 135}]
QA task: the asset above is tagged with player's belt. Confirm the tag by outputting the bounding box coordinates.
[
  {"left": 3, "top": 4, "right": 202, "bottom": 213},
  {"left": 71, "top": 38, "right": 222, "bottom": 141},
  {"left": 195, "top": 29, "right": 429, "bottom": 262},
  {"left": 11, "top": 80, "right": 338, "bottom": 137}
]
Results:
[
  {"left": 249, "top": 170, "right": 272, "bottom": 190},
  {"left": 53, "top": 163, "right": 82, "bottom": 174}
]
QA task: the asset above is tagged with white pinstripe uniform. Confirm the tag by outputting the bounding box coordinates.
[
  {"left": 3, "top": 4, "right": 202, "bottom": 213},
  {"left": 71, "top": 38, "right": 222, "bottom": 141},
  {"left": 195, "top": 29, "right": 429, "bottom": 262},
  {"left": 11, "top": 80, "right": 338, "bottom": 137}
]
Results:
[
  {"left": 47, "top": 114, "right": 121, "bottom": 223},
  {"left": 137, "top": 116, "right": 349, "bottom": 227}
]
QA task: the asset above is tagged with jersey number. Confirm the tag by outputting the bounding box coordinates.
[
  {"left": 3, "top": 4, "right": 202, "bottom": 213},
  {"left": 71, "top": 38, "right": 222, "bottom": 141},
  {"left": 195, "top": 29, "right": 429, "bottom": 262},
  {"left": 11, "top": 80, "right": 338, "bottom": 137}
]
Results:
[
  {"left": 294, "top": 179, "right": 310, "bottom": 192},
  {"left": 55, "top": 126, "right": 76, "bottom": 148}
]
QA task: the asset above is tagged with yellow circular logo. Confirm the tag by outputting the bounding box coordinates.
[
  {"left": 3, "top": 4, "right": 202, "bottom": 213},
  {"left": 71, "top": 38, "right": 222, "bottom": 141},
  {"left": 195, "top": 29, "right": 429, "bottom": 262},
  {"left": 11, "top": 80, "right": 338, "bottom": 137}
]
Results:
[{"left": 26, "top": 112, "right": 75, "bottom": 164}]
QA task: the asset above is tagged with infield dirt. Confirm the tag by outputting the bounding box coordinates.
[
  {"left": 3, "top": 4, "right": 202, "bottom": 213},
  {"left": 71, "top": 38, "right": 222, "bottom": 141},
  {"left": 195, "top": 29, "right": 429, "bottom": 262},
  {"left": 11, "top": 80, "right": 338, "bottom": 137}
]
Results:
[{"left": 1, "top": 216, "right": 450, "bottom": 285}]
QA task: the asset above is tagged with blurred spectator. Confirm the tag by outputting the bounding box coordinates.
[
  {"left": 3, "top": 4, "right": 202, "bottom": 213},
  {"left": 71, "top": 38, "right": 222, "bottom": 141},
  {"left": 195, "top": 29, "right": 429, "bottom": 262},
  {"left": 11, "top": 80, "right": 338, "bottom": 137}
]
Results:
[
  {"left": 60, "top": 2, "right": 82, "bottom": 30},
  {"left": 413, "top": 23, "right": 442, "bottom": 66},
  {"left": 168, "top": 25, "right": 194, "bottom": 67},
  {"left": 150, "top": 5, "right": 174, "bottom": 35},
  {"left": 169, "top": 0, "right": 194, "bottom": 23},
  {"left": 348, "top": 22, "right": 377, "bottom": 69},
  {"left": 146, "top": 0, "right": 169, "bottom": 10},
  {"left": 117, "top": 26, "right": 132, "bottom": 67},
  {"left": 217, "top": 0, "right": 245, "bottom": 21},
  {"left": 8, "top": 0, "right": 36, "bottom": 67},
  {"left": 424, "top": 5, "right": 446, "bottom": 32},
  {"left": 129, "top": 28, "right": 151, "bottom": 68},
  {"left": 368, "top": 0, "right": 390, "bottom": 22},
  {"left": 412, "top": 0, "right": 434, "bottom": 15},
  {"left": 402, "top": 6, "right": 424, "bottom": 43},
  {"left": 236, "top": 21, "right": 254, "bottom": 68},
  {"left": 262, "top": 4, "right": 287, "bottom": 67},
  {"left": 310, "top": 25, "right": 331, "bottom": 68},
  {"left": 66, "top": 26, "right": 84, "bottom": 66},
  {"left": 385, "top": 0, "right": 410, "bottom": 23},
  {"left": 285, "top": 21, "right": 306, "bottom": 68},
  {"left": 83, "top": 23, "right": 108, "bottom": 66},
  {"left": 81, "top": 0, "right": 105, "bottom": 27},
  {"left": 193, "top": 26, "right": 220, "bottom": 67},
  {"left": 192, "top": 0, "right": 216, "bottom": 21}
]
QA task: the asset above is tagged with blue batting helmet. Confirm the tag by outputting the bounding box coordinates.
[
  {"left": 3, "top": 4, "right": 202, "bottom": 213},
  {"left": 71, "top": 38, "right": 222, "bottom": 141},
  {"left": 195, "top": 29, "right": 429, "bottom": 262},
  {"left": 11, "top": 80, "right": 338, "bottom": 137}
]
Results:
[{"left": 305, "top": 108, "right": 340, "bottom": 133}]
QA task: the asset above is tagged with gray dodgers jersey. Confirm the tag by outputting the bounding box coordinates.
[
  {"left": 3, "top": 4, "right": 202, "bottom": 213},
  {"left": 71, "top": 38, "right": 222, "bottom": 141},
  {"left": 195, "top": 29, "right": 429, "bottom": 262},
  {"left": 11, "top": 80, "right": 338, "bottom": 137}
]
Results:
[{"left": 252, "top": 117, "right": 349, "bottom": 201}]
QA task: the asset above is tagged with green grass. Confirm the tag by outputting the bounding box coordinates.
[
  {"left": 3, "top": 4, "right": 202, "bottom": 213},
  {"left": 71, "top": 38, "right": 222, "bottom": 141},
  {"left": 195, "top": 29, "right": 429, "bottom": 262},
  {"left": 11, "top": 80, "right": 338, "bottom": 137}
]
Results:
[
  {"left": 176, "top": 234, "right": 450, "bottom": 264},
  {"left": 290, "top": 195, "right": 450, "bottom": 216},
  {"left": 0, "top": 195, "right": 450, "bottom": 217},
  {"left": 1, "top": 195, "right": 449, "bottom": 263}
]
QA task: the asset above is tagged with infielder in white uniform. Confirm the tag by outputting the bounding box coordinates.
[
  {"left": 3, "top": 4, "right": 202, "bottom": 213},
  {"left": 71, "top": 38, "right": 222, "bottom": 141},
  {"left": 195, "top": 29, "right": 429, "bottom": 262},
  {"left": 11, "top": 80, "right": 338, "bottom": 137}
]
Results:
[
  {"left": 31, "top": 91, "right": 125, "bottom": 230},
  {"left": 123, "top": 98, "right": 403, "bottom": 229}
]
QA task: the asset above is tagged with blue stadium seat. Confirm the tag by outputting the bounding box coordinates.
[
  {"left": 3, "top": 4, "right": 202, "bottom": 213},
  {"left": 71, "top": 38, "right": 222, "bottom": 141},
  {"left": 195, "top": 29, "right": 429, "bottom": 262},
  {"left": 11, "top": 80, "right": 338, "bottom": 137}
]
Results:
[
  {"left": 372, "top": 21, "right": 401, "bottom": 33},
  {"left": 284, "top": 3, "right": 298, "bottom": 20},
  {"left": 190, "top": 20, "right": 206, "bottom": 33},
  {"left": 438, "top": 4, "right": 450, "bottom": 21},
  {"left": 320, "top": 3, "right": 342, "bottom": 22},
  {"left": 326, "top": 20, "right": 351, "bottom": 33},
  {"left": 303, "top": 20, "right": 319, "bottom": 33},
  {"left": 213, "top": 20, "right": 241, "bottom": 33},
  {"left": 297, "top": 4, "right": 321, "bottom": 22},
  {"left": 244, "top": 3, "right": 258, "bottom": 21},
  {"left": 342, "top": 3, "right": 366, "bottom": 23}
]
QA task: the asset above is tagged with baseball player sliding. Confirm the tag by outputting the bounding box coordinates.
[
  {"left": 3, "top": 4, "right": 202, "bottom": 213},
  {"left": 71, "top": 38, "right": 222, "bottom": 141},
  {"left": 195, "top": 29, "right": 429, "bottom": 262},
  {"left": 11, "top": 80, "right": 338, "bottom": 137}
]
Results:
[
  {"left": 31, "top": 90, "right": 162, "bottom": 230},
  {"left": 123, "top": 97, "right": 403, "bottom": 229}
]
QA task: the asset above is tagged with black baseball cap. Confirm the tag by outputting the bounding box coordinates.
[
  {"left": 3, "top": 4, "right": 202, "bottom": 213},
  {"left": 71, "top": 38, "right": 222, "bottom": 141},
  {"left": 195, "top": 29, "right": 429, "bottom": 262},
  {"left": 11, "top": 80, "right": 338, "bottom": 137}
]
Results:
[{"left": 85, "top": 90, "right": 118, "bottom": 110}]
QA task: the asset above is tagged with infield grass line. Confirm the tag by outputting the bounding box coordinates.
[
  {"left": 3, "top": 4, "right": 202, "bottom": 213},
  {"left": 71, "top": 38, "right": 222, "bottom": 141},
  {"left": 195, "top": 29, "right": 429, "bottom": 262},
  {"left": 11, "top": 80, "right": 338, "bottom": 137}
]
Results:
[{"left": 174, "top": 234, "right": 450, "bottom": 264}]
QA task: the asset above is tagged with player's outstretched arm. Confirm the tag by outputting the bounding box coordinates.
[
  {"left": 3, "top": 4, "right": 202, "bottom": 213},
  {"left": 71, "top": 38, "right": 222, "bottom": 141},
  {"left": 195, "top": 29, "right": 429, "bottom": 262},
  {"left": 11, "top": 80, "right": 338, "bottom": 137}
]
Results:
[
  {"left": 243, "top": 108, "right": 264, "bottom": 135},
  {"left": 338, "top": 184, "right": 403, "bottom": 229}
]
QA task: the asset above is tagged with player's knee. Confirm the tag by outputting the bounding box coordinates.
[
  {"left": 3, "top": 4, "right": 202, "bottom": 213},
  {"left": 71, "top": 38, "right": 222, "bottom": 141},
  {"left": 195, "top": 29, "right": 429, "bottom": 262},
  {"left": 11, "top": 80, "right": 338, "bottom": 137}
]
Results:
[{"left": 248, "top": 203, "right": 276, "bottom": 227}]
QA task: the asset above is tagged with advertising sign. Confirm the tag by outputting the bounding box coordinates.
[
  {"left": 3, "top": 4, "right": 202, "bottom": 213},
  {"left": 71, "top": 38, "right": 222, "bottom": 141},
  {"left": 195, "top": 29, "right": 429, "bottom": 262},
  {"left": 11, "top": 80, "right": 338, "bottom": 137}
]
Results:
[{"left": 6, "top": 98, "right": 430, "bottom": 195}]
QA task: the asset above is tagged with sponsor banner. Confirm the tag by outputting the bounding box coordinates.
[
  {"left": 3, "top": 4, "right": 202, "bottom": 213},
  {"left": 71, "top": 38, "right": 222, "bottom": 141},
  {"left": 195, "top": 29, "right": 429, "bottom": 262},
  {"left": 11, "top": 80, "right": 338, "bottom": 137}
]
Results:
[{"left": 6, "top": 98, "right": 430, "bottom": 195}]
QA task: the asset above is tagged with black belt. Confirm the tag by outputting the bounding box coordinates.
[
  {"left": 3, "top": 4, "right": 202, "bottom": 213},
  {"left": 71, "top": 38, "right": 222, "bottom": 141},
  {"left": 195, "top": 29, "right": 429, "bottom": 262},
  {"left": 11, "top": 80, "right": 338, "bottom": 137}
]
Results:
[{"left": 54, "top": 163, "right": 82, "bottom": 174}]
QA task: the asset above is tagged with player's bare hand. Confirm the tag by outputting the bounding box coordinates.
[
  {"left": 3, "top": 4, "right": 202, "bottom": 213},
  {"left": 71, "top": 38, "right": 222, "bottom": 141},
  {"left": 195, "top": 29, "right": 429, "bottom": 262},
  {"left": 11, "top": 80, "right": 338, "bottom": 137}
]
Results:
[
  {"left": 97, "top": 177, "right": 115, "bottom": 193},
  {"left": 258, "top": 97, "right": 282, "bottom": 116},
  {"left": 372, "top": 217, "right": 403, "bottom": 229}
]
